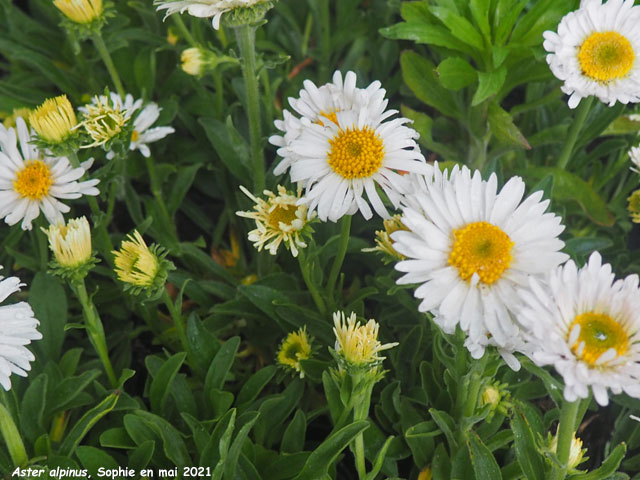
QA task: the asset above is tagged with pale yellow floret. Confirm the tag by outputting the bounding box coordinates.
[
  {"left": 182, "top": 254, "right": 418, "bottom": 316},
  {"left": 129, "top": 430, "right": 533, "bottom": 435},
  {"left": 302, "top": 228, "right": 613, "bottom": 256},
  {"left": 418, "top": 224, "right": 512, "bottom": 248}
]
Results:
[
  {"left": 362, "top": 214, "right": 408, "bottom": 261},
  {"left": 277, "top": 327, "right": 312, "bottom": 377},
  {"left": 30, "top": 95, "right": 78, "bottom": 144},
  {"left": 417, "top": 467, "right": 432, "bottom": 480},
  {"left": 53, "top": 0, "right": 103, "bottom": 24},
  {"left": 628, "top": 190, "right": 640, "bottom": 223},
  {"left": 2, "top": 108, "right": 32, "bottom": 128},
  {"left": 43, "top": 217, "right": 92, "bottom": 268},
  {"left": 112, "top": 231, "right": 160, "bottom": 287},
  {"left": 578, "top": 31, "right": 635, "bottom": 83},
  {"left": 80, "top": 96, "right": 128, "bottom": 148},
  {"left": 448, "top": 221, "right": 514, "bottom": 285},
  {"left": 181, "top": 48, "right": 206, "bottom": 76},
  {"left": 550, "top": 432, "right": 585, "bottom": 470},
  {"left": 236, "top": 185, "right": 313, "bottom": 257},
  {"left": 333, "top": 311, "right": 398, "bottom": 367}
]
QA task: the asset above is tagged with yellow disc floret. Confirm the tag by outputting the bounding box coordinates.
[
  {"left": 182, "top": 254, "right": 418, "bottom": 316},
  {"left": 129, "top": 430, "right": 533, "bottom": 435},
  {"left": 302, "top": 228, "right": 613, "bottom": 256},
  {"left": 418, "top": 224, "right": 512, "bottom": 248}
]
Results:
[
  {"left": 113, "top": 231, "right": 160, "bottom": 287},
  {"left": 328, "top": 126, "right": 384, "bottom": 179},
  {"left": 568, "top": 311, "right": 629, "bottom": 367},
  {"left": 578, "top": 31, "right": 635, "bottom": 82},
  {"left": 316, "top": 110, "right": 339, "bottom": 127},
  {"left": 277, "top": 327, "right": 312, "bottom": 377},
  {"left": 53, "top": 0, "right": 103, "bottom": 24},
  {"left": 81, "top": 96, "right": 128, "bottom": 148},
  {"left": 448, "top": 221, "right": 514, "bottom": 285},
  {"left": 30, "top": 95, "right": 78, "bottom": 144},
  {"left": 14, "top": 160, "right": 53, "bottom": 200},
  {"left": 333, "top": 311, "right": 398, "bottom": 367}
]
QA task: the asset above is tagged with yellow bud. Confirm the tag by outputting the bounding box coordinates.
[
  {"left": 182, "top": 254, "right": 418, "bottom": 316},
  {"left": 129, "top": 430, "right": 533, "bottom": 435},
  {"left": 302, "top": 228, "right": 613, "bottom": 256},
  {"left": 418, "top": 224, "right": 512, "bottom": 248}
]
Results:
[
  {"left": 418, "top": 466, "right": 432, "bottom": 480},
  {"left": 113, "top": 231, "right": 160, "bottom": 288},
  {"left": 30, "top": 95, "right": 78, "bottom": 144},
  {"left": 277, "top": 327, "right": 312, "bottom": 377},
  {"left": 53, "top": 0, "right": 103, "bottom": 24},
  {"left": 181, "top": 48, "right": 207, "bottom": 76},
  {"left": 628, "top": 189, "right": 640, "bottom": 223},
  {"left": 43, "top": 217, "right": 92, "bottom": 269}
]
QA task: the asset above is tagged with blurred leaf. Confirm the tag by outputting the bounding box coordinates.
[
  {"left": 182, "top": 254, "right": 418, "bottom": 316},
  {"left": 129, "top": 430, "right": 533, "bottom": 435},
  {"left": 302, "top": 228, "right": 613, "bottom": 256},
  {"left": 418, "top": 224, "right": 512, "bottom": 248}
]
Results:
[
  {"left": 467, "top": 431, "right": 502, "bottom": 480},
  {"left": 430, "top": 6, "right": 485, "bottom": 50},
  {"left": 29, "top": 272, "right": 67, "bottom": 362},
  {"left": 281, "top": 410, "right": 307, "bottom": 454},
  {"left": 487, "top": 102, "right": 530, "bottom": 149},
  {"left": 472, "top": 67, "right": 506, "bottom": 106},
  {"left": 237, "top": 365, "right": 277, "bottom": 408},
  {"left": 401, "top": 51, "right": 461, "bottom": 119},
  {"left": 437, "top": 57, "right": 478, "bottom": 91},
  {"left": 76, "top": 446, "right": 119, "bottom": 477},
  {"left": 204, "top": 336, "right": 240, "bottom": 395}
]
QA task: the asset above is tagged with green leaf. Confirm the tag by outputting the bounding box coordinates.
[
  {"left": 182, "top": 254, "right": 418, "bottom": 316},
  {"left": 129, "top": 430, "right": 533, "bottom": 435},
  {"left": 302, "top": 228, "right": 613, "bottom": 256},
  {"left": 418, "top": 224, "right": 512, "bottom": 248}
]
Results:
[
  {"left": 99, "top": 427, "right": 136, "bottom": 449},
  {"left": 380, "top": 23, "right": 474, "bottom": 56},
  {"left": 567, "top": 443, "right": 626, "bottom": 480},
  {"left": 521, "top": 167, "right": 614, "bottom": 226},
  {"left": 530, "top": 174, "right": 554, "bottom": 202},
  {"left": 76, "top": 446, "right": 119, "bottom": 478},
  {"left": 603, "top": 115, "right": 640, "bottom": 136},
  {"left": 430, "top": 6, "right": 485, "bottom": 50},
  {"left": 134, "top": 48, "right": 156, "bottom": 97},
  {"left": 431, "top": 442, "right": 452, "bottom": 480},
  {"left": 511, "top": 404, "right": 544, "bottom": 480},
  {"left": 467, "top": 431, "right": 502, "bottom": 480},
  {"left": 365, "top": 436, "right": 394, "bottom": 480},
  {"left": 429, "top": 408, "right": 457, "bottom": 451},
  {"left": 204, "top": 336, "right": 240, "bottom": 395},
  {"left": 28, "top": 273, "right": 67, "bottom": 362},
  {"left": 19, "top": 374, "right": 47, "bottom": 444},
  {"left": 133, "top": 410, "right": 192, "bottom": 468},
  {"left": 47, "top": 370, "right": 101, "bottom": 416},
  {"left": 281, "top": 410, "right": 307, "bottom": 454},
  {"left": 236, "top": 365, "right": 277, "bottom": 408},
  {"left": 401, "top": 51, "right": 460, "bottom": 119},
  {"left": 437, "top": 57, "right": 478, "bottom": 91},
  {"left": 487, "top": 102, "right": 530, "bottom": 149},
  {"left": 493, "top": 0, "right": 528, "bottom": 45},
  {"left": 128, "top": 440, "right": 155, "bottom": 471},
  {"left": 204, "top": 408, "right": 236, "bottom": 474},
  {"left": 469, "top": 0, "right": 491, "bottom": 41},
  {"left": 292, "top": 421, "right": 369, "bottom": 480},
  {"left": 472, "top": 67, "right": 507, "bottom": 106},
  {"left": 199, "top": 117, "right": 250, "bottom": 182},
  {"left": 564, "top": 237, "right": 614, "bottom": 257},
  {"left": 168, "top": 164, "right": 201, "bottom": 214},
  {"left": 58, "top": 392, "right": 119, "bottom": 456},
  {"left": 401, "top": 105, "right": 458, "bottom": 160},
  {"left": 224, "top": 411, "right": 260, "bottom": 479},
  {"left": 148, "top": 352, "right": 187, "bottom": 414}
]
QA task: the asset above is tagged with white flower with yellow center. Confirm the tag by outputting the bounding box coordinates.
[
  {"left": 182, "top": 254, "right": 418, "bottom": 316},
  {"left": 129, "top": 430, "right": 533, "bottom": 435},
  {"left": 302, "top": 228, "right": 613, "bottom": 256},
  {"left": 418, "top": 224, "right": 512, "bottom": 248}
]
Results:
[
  {"left": 519, "top": 252, "right": 640, "bottom": 406},
  {"left": 155, "top": 0, "right": 270, "bottom": 29},
  {"left": 543, "top": 0, "right": 640, "bottom": 108},
  {"left": 236, "top": 185, "right": 314, "bottom": 257},
  {"left": 0, "top": 118, "right": 99, "bottom": 230},
  {"left": 333, "top": 311, "right": 398, "bottom": 367},
  {"left": 127, "top": 103, "right": 175, "bottom": 158},
  {"left": 392, "top": 166, "right": 568, "bottom": 369},
  {"left": 270, "top": 71, "right": 391, "bottom": 176},
  {"left": 285, "top": 105, "right": 429, "bottom": 222},
  {"left": 0, "top": 270, "right": 42, "bottom": 391}
]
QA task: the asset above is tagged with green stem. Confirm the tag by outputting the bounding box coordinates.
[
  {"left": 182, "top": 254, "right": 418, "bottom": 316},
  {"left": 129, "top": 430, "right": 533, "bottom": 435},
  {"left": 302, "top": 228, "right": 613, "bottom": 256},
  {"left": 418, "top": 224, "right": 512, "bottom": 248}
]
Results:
[
  {"left": 92, "top": 31, "right": 125, "bottom": 99},
  {"left": 326, "top": 215, "right": 352, "bottom": 300},
  {"left": 0, "top": 402, "right": 27, "bottom": 467},
  {"left": 161, "top": 289, "right": 191, "bottom": 364},
  {"left": 35, "top": 219, "right": 48, "bottom": 271},
  {"left": 557, "top": 96, "right": 594, "bottom": 170},
  {"left": 72, "top": 278, "right": 118, "bottom": 387},
  {"left": 318, "top": 0, "right": 331, "bottom": 82},
  {"left": 550, "top": 400, "right": 581, "bottom": 480},
  {"left": 233, "top": 23, "right": 264, "bottom": 193},
  {"left": 145, "top": 156, "right": 178, "bottom": 242},
  {"left": 351, "top": 377, "right": 373, "bottom": 480},
  {"left": 172, "top": 15, "right": 198, "bottom": 47},
  {"left": 297, "top": 249, "right": 326, "bottom": 314},
  {"left": 462, "top": 354, "right": 488, "bottom": 418}
]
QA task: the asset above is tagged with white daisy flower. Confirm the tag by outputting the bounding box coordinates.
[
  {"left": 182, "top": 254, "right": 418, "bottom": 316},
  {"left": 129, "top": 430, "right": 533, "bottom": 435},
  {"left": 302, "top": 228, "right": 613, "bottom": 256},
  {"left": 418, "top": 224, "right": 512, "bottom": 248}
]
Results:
[
  {"left": 629, "top": 146, "right": 640, "bottom": 173},
  {"left": 155, "top": 0, "right": 269, "bottom": 29},
  {"left": 543, "top": 0, "right": 640, "bottom": 108},
  {"left": 392, "top": 165, "right": 569, "bottom": 369},
  {"left": 0, "top": 118, "right": 99, "bottom": 230},
  {"left": 518, "top": 252, "right": 640, "bottom": 406},
  {"left": 0, "top": 271, "right": 42, "bottom": 391},
  {"left": 269, "top": 71, "right": 392, "bottom": 177},
  {"left": 127, "top": 102, "right": 175, "bottom": 158}
]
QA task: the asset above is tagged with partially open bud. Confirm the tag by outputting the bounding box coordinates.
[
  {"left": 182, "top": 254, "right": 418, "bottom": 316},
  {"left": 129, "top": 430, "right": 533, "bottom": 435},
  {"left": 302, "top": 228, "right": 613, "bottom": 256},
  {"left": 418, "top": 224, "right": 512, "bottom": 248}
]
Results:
[
  {"left": 30, "top": 95, "right": 78, "bottom": 145},
  {"left": 53, "top": 0, "right": 103, "bottom": 24},
  {"left": 43, "top": 217, "right": 97, "bottom": 279}
]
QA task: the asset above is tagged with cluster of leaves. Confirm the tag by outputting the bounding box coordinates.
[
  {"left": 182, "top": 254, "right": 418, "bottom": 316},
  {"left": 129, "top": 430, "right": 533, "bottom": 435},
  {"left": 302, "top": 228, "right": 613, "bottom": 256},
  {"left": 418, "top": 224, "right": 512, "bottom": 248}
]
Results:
[{"left": 1, "top": 0, "right": 640, "bottom": 479}]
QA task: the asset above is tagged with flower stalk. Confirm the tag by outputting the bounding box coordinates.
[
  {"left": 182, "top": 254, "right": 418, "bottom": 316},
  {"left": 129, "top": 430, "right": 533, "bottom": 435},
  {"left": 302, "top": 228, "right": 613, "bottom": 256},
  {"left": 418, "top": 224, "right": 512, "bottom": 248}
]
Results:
[
  {"left": 233, "top": 23, "right": 264, "bottom": 193},
  {"left": 557, "top": 96, "right": 594, "bottom": 170},
  {"left": 550, "top": 399, "right": 582, "bottom": 480},
  {"left": 92, "top": 31, "right": 126, "bottom": 99},
  {"left": 326, "top": 215, "right": 352, "bottom": 299},
  {"left": 70, "top": 278, "right": 118, "bottom": 387},
  {"left": 297, "top": 248, "right": 326, "bottom": 314}
]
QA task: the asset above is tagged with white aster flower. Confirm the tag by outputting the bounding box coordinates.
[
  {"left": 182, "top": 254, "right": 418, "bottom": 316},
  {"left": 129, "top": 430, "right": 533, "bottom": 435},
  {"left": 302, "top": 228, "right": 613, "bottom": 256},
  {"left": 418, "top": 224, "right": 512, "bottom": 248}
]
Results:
[
  {"left": 629, "top": 146, "right": 640, "bottom": 173},
  {"left": 127, "top": 103, "right": 175, "bottom": 158},
  {"left": 392, "top": 165, "right": 569, "bottom": 369},
  {"left": 518, "top": 252, "right": 640, "bottom": 406},
  {"left": 269, "top": 71, "right": 391, "bottom": 175},
  {"left": 543, "top": 0, "right": 640, "bottom": 108},
  {"left": 155, "top": 0, "right": 269, "bottom": 29},
  {"left": 275, "top": 77, "right": 429, "bottom": 222},
  {"left": 0, "top": 271, "right": 42, "bottom": 391},
  {"left": 0, "top": 118, "right": 99, "bottom": 230}
]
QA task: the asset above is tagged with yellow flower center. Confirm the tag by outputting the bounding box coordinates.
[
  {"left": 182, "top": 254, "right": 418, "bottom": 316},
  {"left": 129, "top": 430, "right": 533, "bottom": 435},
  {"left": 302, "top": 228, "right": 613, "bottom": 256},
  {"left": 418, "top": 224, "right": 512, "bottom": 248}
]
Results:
[
  {"left": 578, "top": 31, "right": 635, "bottom": 82},
  {"left": 568, "top": 312, "right": 629, "bottom": 367},
  {"left": 448, "top": 221, "right": 514, "bottom": 285},
  {"left": 317, "top": 110, "right": 339, "bottom": 127},
  {"left": 268, "top": 204, "right": 298, "bottom": 229},
  {"left": 14, "top": 160, "right": 53, "bottom": 200},
  {"left": 328, "top": 126, "right": 384, "bottom": 179},
  {"left": 131, "top": 130, "right": 140, "bottom": 142}
]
